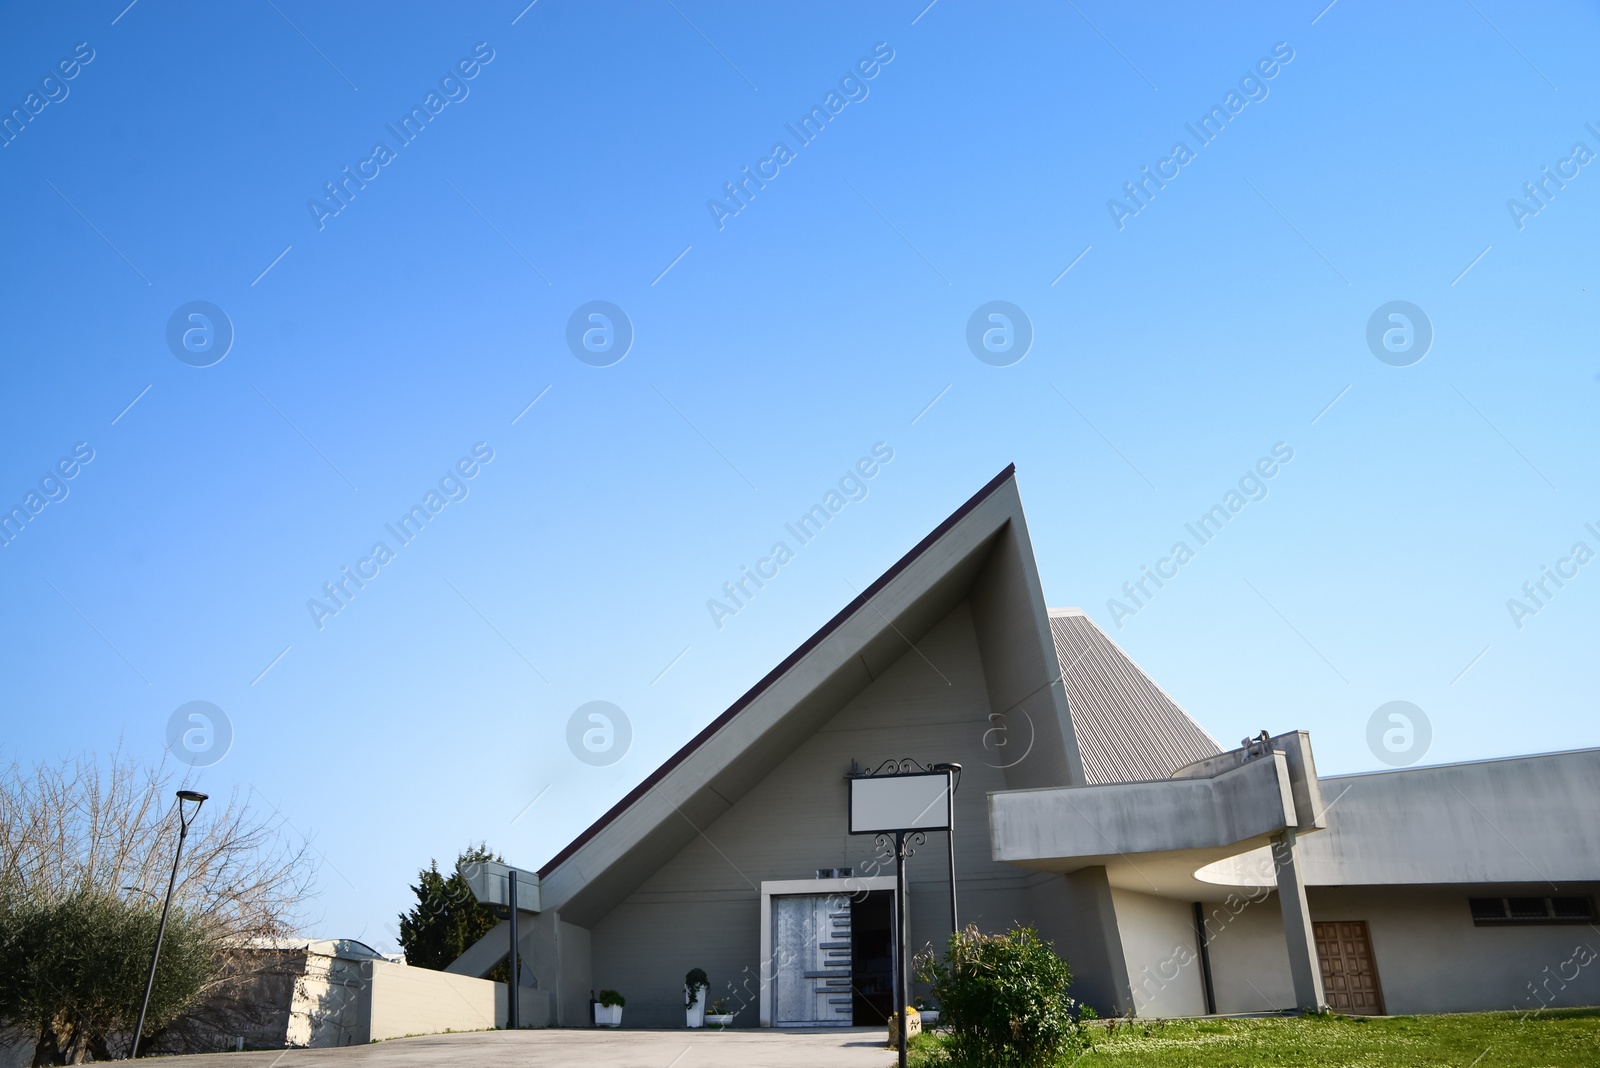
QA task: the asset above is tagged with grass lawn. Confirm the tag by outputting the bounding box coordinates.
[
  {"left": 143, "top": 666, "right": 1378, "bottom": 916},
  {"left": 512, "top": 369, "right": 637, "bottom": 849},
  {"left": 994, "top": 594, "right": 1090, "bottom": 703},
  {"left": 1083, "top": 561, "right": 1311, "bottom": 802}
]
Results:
[{"left": 907, "top": 1007, "right": 1600, "bottom": 1067}]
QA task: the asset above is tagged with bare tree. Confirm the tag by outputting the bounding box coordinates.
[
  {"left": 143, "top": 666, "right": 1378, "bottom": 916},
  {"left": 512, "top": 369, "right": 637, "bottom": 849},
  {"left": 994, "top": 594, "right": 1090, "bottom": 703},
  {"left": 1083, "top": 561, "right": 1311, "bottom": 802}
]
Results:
[{"left": 0, "top": 749, "right": 317, "bottom": 1062}]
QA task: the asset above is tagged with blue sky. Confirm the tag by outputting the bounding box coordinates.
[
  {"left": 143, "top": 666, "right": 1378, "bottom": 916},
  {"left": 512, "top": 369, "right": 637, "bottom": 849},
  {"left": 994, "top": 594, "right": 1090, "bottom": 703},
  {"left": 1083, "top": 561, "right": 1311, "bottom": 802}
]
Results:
[{"left": 2, "top": 0, "right": 1596, "bottom": 949}]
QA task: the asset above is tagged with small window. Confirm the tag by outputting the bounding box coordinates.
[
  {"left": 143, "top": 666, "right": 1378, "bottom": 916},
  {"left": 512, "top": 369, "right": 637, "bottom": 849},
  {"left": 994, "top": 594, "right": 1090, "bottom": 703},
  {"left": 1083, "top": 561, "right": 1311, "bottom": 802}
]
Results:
[
  {"left": 1468, "top": 898, "right": 1504, "bottom": 921},
  {"left": 1507, "top": 897, "right": 1549, "bottom": 920},
  {"left": 1469, "top": 896, "right": 1596, "bottom": 925},
  {"left": 1551, "top": 897, "right": 1592, "bottom": 920}
]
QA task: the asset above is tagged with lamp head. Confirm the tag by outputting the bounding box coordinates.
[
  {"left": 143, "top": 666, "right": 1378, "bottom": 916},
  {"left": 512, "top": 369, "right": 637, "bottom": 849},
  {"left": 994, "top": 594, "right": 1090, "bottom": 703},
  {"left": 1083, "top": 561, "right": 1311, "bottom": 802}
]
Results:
[{"left": 176, "top": 790, "right": 208, "bottom": 804}]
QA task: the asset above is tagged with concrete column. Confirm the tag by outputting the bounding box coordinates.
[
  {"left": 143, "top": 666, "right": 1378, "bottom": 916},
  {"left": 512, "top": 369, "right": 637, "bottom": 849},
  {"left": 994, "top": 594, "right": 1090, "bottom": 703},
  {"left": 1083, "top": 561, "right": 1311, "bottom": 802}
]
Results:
[
  {"left": 525, "top": 911, "right": 561, "bottom": 1026},
  {"left": 1270, "top": 829, "right": 1326, "bottom": 1011}
]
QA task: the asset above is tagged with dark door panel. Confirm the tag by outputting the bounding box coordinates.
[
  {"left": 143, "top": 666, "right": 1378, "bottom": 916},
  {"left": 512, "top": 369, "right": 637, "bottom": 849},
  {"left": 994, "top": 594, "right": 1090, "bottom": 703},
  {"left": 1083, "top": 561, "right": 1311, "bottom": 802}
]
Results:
[{"left": 851, "top": 891, "right": 894, "bottom": 1026}]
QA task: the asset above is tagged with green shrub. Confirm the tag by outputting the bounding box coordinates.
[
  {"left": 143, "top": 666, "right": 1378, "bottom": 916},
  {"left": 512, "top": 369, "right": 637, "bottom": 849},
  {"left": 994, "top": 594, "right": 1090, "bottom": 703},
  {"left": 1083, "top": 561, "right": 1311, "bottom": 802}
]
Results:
[
  {"left": 0, "top": 888, "right": 214, "bottom": 1062},
  {"left": 916, "top": 925, "right": 1091, "bottom": 1068},
  {"left": 598, "top": 989, "right": 625, "bottom": 1008}
]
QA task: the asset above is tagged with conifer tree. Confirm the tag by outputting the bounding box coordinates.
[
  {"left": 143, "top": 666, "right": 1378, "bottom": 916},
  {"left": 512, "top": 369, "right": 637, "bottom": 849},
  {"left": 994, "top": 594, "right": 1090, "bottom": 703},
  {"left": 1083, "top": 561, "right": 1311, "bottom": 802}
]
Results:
[{"left": 396, "top": 844, "right": 508, "bottom": 981}]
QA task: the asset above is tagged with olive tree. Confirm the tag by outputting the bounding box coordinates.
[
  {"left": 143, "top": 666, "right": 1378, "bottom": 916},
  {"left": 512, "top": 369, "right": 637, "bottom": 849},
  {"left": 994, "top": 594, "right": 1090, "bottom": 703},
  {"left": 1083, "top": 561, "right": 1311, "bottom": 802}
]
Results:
[{"left": 0, "top": 751, "right": 314, "bottom": 1063}]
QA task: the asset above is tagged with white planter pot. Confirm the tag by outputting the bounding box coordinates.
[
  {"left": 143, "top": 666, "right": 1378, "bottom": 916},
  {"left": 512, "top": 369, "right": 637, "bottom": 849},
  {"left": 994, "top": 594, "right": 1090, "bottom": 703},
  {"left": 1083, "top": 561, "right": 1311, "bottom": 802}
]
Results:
[
  {"left": 686, "top": 985, "right": 708, "bottom": 1028},
  {"left": 594, "top": 1004, "right": 623, "bottom": 1028},
  {"left": 704, "top": 1014, "right": 735, "bottom": 1029}
]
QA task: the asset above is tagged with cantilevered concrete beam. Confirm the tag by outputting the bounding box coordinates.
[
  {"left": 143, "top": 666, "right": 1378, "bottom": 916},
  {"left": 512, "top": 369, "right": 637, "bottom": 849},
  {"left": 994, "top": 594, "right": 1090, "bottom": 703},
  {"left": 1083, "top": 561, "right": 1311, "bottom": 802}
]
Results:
[{"left": 989, "top": 751, "right": 1299, "bottom": 868}]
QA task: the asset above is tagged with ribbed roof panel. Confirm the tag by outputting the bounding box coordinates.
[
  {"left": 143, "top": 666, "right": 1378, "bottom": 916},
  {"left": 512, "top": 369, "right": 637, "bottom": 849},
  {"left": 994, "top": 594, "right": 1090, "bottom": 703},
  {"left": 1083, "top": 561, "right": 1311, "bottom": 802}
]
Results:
[{"left": 1049, "top": 609, "right": 1222, "bottom": 785}]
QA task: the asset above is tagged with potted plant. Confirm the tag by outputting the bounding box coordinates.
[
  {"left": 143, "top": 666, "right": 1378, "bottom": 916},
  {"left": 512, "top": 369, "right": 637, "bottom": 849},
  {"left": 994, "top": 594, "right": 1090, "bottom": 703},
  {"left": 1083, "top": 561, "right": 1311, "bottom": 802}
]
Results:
[
  {"left": 704, "top": 998, "right": 735, "bottom": 1029},
  {"left": 914, "top": 995, "right": 940, "bottom": 1027},
  {"left": 684, "top": 968, "right": 710, "bottom": 1028},
  {"left": 595, "top": 990, "right": 625, "bottom": 1028}
]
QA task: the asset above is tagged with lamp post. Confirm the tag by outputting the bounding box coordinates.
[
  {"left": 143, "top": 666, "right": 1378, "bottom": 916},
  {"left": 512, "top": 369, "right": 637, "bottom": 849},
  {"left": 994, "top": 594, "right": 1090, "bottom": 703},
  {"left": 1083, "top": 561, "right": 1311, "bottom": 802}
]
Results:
[
  {"left": 130, "top": 790, "right": 207, "bottom": 1059},
  {"left": 886, "top": 829, "right": 924, "bottom": 1068},
  {"left": 846, "top": 759, "right": 958, "bottom": 1068},
  {"left": 507, "top": 869, "right": 520, "bottom": 1030},
  {"left": 931, "top": 763, "right": 961, "bottom": 936}
]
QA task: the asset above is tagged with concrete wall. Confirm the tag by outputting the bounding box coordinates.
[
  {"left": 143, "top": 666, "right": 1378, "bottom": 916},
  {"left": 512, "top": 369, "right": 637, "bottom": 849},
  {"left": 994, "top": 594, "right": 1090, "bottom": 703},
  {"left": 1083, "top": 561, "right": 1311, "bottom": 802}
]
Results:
[
  {"left": 588, "top": 602, "right": 1066, "bottom": 1028},
  {"left": 0, "top": 1035, "right": 30, "bottom": 1068},
  {"left": 1199, "top": 882, "right": 1600, "bottom": 1015},
  {"left": 556, "top": 921, "right": 593, "bottom": 1027},
  {"left": 1199, "top": 888, "right": 1296, "bottom": 1013},
  {"left": 1028, "top": 868, "right": 1132, "bottom": 1016},
  {"left": 1314, "top": 885, "right": 1600, "bottom": 1015},
  {"left": 1301, "top": 751, "right": 1600, "bottom": 886},
  {"left": 365, "top": 960, "right": 504, "bottom": 1040},
  {"left": 1112, "top": 889, "right": 1207, "bottom": 1017},
  {"left": 292, "top": 951, "right": 372, "bottom": 1046},
  {"left": 968, "top": 519, "right": 1084, "bottom": 791},
  {"left": 118, "top": 951, "right": 538, "bottom": 1058}
]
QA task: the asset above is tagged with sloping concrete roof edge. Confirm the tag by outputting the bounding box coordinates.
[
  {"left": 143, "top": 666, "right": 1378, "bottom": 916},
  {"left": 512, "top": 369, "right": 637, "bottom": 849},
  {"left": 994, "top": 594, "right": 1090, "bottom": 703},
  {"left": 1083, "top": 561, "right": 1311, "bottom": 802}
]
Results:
[{"left": 536, "top": 463, "right": 1020, "bottom": 880}]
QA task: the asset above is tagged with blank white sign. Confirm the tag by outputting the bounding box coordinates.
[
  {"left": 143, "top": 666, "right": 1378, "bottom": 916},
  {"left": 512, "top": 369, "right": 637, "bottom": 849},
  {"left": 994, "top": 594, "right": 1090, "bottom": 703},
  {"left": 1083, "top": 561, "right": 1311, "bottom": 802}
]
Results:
[{"left": 850, "top": 773, "right": 950, "bottom": 834}]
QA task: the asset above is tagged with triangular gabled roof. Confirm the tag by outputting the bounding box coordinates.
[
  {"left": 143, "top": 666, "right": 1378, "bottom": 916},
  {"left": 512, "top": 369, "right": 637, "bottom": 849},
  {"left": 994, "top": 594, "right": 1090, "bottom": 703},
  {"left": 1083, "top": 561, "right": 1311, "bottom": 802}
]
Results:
[{"left": 534, "top": 465, "right": 1083, "bottom": 926}]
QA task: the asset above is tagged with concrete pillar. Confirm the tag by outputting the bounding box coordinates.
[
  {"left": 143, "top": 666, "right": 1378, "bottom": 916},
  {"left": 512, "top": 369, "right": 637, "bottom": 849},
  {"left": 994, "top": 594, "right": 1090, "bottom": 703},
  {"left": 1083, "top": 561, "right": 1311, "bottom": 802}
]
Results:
[
  {"left": 1270, "top": 829, "right": 1326, "bottom": 1011},
  {"left": 524, "top": 911, "right": 561, "bottom": 1026}
]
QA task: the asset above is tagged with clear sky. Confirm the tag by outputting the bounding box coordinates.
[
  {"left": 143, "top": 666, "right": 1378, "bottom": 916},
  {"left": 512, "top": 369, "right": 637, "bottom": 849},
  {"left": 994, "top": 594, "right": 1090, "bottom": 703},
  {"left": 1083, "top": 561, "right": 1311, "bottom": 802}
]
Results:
[{"left": 2, "top": 1, "right": 1596, "bottom": 951}]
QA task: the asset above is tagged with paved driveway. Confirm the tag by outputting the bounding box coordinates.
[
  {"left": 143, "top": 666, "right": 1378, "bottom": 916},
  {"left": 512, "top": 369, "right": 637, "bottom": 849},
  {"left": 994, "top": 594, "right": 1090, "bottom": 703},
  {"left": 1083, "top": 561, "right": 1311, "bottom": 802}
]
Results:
[{"left": 151, "top": 1029, "right": 894, "bottom": 1068}]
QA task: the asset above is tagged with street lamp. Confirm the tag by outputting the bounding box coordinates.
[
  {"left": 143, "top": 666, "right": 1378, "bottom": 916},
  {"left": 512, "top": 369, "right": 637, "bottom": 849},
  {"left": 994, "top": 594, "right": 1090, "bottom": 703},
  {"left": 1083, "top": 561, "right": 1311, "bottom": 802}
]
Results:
[
  {"left": 847, "top": 759, "right": 958, "bottom": 1068},
  {"left": 931, "top": 763, "right": 961, "bottom": 935},
  {"left": 130, "top": 790, "right": 207, "bottom": 1059}
]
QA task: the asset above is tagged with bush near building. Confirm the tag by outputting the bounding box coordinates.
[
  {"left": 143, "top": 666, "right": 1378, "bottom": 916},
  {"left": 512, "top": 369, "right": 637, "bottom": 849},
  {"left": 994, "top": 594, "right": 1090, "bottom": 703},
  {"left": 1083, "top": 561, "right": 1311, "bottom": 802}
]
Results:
[{"left": 915, "top": 925, "right": 1093, "bottom": 1068}]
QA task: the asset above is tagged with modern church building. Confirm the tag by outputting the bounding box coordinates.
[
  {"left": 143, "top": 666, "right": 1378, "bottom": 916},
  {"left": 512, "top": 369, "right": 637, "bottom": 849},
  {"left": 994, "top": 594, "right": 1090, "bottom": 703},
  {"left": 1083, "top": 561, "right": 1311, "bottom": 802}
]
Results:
[{"left": 447, "top": 468, "right": 1600, "bottom": 1026}]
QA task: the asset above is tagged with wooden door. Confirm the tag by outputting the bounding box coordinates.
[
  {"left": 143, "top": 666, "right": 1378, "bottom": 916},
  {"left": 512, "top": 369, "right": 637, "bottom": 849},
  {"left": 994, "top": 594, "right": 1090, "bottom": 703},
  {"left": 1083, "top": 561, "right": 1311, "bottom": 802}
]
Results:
[{"left": 1314, "top": 920, "right": 1385, "bottom": 1014}]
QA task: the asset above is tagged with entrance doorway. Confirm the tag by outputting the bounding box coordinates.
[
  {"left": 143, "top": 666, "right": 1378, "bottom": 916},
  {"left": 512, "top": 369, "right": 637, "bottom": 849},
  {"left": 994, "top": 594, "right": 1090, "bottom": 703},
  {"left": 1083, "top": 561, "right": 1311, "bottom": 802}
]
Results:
[
  {"left": 760, "top": 876, "right": 898, "bottom": 1027},
  {"left": 1314, "top": 920, "right": 1385, "bottom": 1014},
  {"left": 768, "top": 888, "right": 900, "bottom": 1027},
  {"left": 849, "top": 891, "right": 894, "bottom": 1025}
]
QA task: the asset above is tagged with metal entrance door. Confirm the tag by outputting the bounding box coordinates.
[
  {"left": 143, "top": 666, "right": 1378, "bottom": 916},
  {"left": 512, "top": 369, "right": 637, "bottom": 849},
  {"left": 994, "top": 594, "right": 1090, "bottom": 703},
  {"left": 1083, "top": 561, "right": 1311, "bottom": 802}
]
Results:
[
  {"left": 772, "top": 894, "right": 853, "bottom": 1026},
  {"left": 1314, "top": 920, "right": 1385, "bottom": 1014}
]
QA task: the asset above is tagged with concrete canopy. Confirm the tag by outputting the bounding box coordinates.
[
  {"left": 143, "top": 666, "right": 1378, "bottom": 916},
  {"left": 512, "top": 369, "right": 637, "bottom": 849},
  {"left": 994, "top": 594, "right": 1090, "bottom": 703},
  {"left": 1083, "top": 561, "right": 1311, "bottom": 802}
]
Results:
[
  {"left": 527, "top": 466, "right": 1081, "bottom": 931},
  {"left": 987, "top": 730, "right": 1327, "bottom": 901}
]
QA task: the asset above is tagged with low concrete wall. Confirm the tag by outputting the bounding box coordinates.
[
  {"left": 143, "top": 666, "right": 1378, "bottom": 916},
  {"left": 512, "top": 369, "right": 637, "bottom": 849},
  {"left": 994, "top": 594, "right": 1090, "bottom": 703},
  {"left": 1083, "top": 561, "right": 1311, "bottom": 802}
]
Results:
[
  {"left": 367, "top": 960, "right": 497, "bottom": 1040},
  {"left": 366, "top": 961, "right": 549, "bottom": 1039}
]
